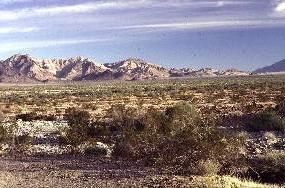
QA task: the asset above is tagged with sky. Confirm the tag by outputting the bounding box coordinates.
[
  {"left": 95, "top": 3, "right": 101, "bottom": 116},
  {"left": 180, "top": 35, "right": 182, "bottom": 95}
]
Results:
[{"left": 0, "top": 0, "right": 285, "bottom": 71}]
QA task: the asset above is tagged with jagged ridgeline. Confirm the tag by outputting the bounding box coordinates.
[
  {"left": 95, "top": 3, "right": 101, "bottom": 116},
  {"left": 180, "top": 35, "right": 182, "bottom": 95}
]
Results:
[{"left": 0, "top": 54, "right": 249, "bottom": 83}]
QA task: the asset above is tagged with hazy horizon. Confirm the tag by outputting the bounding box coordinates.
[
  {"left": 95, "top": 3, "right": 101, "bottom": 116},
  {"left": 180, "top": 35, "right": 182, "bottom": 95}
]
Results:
[{"left": 1, "top": 0, "right": 285, "bottom": 71}]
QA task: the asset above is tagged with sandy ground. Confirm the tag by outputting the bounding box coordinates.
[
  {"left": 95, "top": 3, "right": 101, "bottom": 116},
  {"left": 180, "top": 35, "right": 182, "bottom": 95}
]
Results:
[
  {"left": 0, "top": 156, "right": 278, "bottom": 188},
  {"left": 0, "top": 156, "right": 191, "bottom": 188}
]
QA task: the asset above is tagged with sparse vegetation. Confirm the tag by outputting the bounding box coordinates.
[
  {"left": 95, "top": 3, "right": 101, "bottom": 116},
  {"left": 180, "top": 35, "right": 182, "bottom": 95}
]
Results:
[
  {"left": 244, "top": 111, "right": 285, "bottom": 132},
  {"left": 0, "top": 75, "right": 285, "bottom": 186}
]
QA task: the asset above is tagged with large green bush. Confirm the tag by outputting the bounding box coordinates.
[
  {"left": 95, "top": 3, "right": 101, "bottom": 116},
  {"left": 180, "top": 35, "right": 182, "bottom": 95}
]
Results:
[{"left": 112, "top": 103, "right": 246, "bottom": 176}]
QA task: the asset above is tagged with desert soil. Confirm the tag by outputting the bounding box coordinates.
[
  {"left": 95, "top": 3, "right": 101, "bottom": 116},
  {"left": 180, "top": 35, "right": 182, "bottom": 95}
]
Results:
[{"left": 0, "top": 156, "right": 195, "bottom": 188}]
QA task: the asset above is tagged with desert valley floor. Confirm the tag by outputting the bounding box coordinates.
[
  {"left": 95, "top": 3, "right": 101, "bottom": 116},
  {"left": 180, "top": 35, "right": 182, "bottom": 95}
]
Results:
[{"left": 0, "top": 75, "right": 284, "bottom": 187}]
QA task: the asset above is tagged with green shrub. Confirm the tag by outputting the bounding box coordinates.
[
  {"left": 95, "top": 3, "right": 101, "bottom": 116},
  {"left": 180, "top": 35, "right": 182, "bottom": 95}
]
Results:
[
  {"left": 196, "top": 159, "right": 221, "bottom": 176},
  {"left": 64, "top": 108, "right": 91, "bottom": 145},
  {"left": 14, "top": 134, "right": 32, "bottom": 146},
  {"left": 275, "top": 99, "right": 285, "bottom": 117},
  {"left": 84, "top": 147, "right": 107, "bottom": 156},
  {"left": 106, "top": 104, "right": 141, "bottom": 133},
  {"left": 15, "top": 112, "right": 56, "bottom": 121},
  {"left": 163, "top": 102, "right": 201, "bottom": 134},
  {"left": 0, "top": 124, "right": 8, "bottom": 143},
  {"left": 8, "top": 133, "right": 33, "bottom": 154},
  {"left": 112, "top": 140, "right": 134, "bottom": 158},
  {"left": 245, "top": 111, "right": 285, "bottom": 132},
  {"left": 64, "top": 108, "right": 91, "bottom": 126},
  {"left": 112, "top": 103, "right": 246, "bottom": 176},
  {"left": 15, "top": 112, "right": 38, "bottom": 121},
  {"left": 88, "top": 121, "right": 111, "bottom": 138}
]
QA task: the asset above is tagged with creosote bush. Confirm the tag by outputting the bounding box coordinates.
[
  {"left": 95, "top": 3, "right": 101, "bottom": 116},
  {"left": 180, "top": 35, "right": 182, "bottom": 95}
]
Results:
[
  {"left": 15, "top": 112, "right": 56, "bottom": 121},
  {"left": 14, "top": 134, "right": 32, "bottom": 146},
  {"left": 0, "top": 124, "right": 8, "bottom": 143},
  {"left": 196, "top": 159, "right": 221, "bottom": 176},
  {"left": 64, "top": 108, "right": 92, "bottom": 145},
  {"left": 244, "top": 111, "right": 285, "bottom": 132},
  {"left": 0, "top": 122, "right": 34, "bottom": 154},
  {"left": 84, "top": 147, "right": 108, "bottom": 156},
  {"left": 275, "top": 99, "right": 285, "bottom": 117},
  {"left": 112, "top": 102, "right": 246, "bottom": 176},
  {"left": 62, "top": 108, "right": 118, "bottom": 146}
]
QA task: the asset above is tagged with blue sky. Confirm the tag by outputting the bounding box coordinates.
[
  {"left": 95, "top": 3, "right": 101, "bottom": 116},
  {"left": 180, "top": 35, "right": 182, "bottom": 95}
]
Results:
[{"left": 0, "top": 0, "right": 285, "bottom": 70}]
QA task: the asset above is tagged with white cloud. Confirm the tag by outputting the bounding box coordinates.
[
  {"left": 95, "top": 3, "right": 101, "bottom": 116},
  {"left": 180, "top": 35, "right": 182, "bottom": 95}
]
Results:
[
  {"left": 34, "top": 1, "right": 130, "bottom": 15},
  {"left": 0, "top": 0, "right": 254, "bottom": 21},
  {"left": 118, "top": 19, "right": 285, "bottom": 31},
  {"left": 0, "top": 1, "right": 146, "bottom": 21},
  {"left": 0, "top": 11, "right": 20, "bottom": 21},
  {"left": 0, "top": 27, "right": 39, "bottom": 34},
  {"left": 0, "top": 38, "right": 109, "bottom": 53},
  {"left": 275, "top": 1, "right": 285, "bottom": 13}
]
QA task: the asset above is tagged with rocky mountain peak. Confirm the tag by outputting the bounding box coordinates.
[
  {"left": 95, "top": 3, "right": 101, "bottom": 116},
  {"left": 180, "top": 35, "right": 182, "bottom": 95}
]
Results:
[
  {"left": 6, "top": 54, "right": 38, "bottom": 66},
  {"left": 0, "top": 54, "right": 251, "bottom": 83},
  {"left": 68, "top": 56, "right": 88, "bottom": 62}
]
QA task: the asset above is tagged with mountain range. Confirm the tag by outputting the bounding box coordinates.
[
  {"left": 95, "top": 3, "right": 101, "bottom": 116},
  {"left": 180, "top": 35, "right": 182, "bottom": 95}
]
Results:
[
  {"left": 0, "top": 54, "right": 282, "bottom": 83},
  {"left": 253, "top": 59, "right": 285, "bottom": 74}
]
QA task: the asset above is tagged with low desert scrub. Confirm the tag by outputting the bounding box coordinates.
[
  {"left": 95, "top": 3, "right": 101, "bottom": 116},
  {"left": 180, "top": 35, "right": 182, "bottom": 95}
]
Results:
[
  {"left": 11, "top": 134, "right": 33, "bottom": 154},
  {"left": 219, "top": 106, "right": 285, "bottom": 132},
  {"left": 0, "top": 123, "right": 33, "bottom": 154},
  {"left": 15, "top": 112, "right": 56, "bottom": 121},
  {"left": 262, "top": 132, "right": 278, "bottom": 144},
  {"left": 196, "top": 160, "right": 221, "bottom": 176},
  {"left": 62, "top": 108, "right": 112, "bottom": 156},
  {"left": 112, "top": 103, "right": 247, "bottom": 176},
  {"left": 63, "top": 108, "right": 92, "bottom": 146},
  {"left": 0, "top": 124, "right": 8, "bottom": 143},
  {"left": 13, "top": 134, "right": 32, "bottom": 146},
  {"left": 248, "top": 151, "right": 285, "bottom": 184},
  {"left": 87, "top": 121, "right": 111, "bottom": 139},
  {"left": 84, "top": 146, "right": 108, "bottom": 156},
  {"left": 244, "top": 111, "right": 285, "bottom": 132},
  {"left": 275, "top": 99, "right": 285, "bottom": 117}
]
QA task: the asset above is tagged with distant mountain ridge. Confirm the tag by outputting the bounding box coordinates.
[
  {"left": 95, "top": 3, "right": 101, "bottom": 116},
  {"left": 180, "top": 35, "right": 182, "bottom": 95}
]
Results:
[
  {"left": 253, "top": 59, "right": 285, "bottom": 74},
  {"left": 0, "top": 54, "right": 249, "bottom": 83}
]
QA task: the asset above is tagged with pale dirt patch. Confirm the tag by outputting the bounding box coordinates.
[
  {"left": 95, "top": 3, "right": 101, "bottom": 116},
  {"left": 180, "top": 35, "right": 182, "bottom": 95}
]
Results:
[{"left": 0, "top": 157, "right": 278, "bottom": 188}]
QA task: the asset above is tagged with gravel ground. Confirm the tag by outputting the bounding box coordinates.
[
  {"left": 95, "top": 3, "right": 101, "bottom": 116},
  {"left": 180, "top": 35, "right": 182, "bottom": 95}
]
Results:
[
  {"left": 0, "top": 156, "right": 196, "bottom": 188},
  {"left": 0, "top": 156, "right": 278, "bottom": 188}
]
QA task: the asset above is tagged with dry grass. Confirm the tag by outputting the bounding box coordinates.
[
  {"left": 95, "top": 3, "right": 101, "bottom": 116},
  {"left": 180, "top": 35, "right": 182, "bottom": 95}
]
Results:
[
  {"left": 0, "top": 172, "right": 24, "bottom": 188},
  {"left": 189, "top": 176, "right": 277, "bottom": 188}
]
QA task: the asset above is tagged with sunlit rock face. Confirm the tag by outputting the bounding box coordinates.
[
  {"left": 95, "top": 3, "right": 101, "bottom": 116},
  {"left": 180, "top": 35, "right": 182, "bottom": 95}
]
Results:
[{"left": 0, "top": 54, "right": 249, "bottom": 83}]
